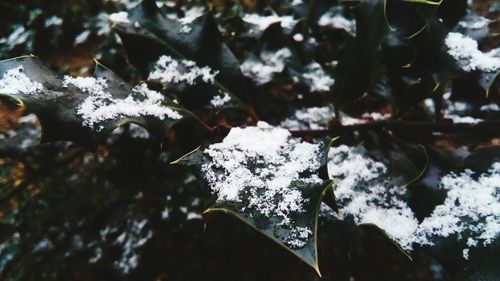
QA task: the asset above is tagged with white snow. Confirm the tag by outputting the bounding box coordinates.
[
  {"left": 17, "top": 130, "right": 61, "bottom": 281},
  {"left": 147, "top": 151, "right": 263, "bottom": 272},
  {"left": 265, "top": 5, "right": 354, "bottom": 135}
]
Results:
[
  {"left": 0, "top": 25, "right": 31, "bottom": 48},
  {"left": 201, "top": 122, "right": 323, "bottom": 247},
  {"left": 457, "top": 15, "right": 489, "bottom": 30},
  {"left": 63, "top": 77, "right": 182, "bottom": 130},
  {"left": 284, "top": 226, "right": 313, "bottom": 248},
  {"left": 210, "top": 91, "right": 230, "bottom": 108},
  {"left": 326, "top": 145, "right": 500, "bottom": 254},
  {"left": 462, "top": 248, "right": 469, "bottom": 260},
  {"left": 293, "top": 33, "right": 304, "bottom": 42},
  {"left": 443, "top": 97, "right": 483, "bottom": 124},
  {"left": 416, "top": 163, "right": 500, "bottom": 248},
  {"left": 242, "top": 14, "right": 297, "bottom": 31},
  {"left": 303, "top": 62, "right": 335, "bottom": 92},
  {"left": 74, "top": 30, "right": 91, "bottom": 45},
  {"left": 480, "top": 103, "right": 499, "bottom": 112},
  {"left": 109, "top": 11, "right": 131, "bottom": 24},
  {"left": 112, "top": 218, "right": 152, "bottom": 274},
  {"left": 445, "top": 32, "right": 500, "bottom": 72},
  {"left": 44, "top": 16, "right": 63, "bottom": 28},
  {"left": 280, "top": 106, "right": 333, "bottom": 130},
  {"left": 0, "top": 66, "right": 43, "bottom": 95},
  {"left": 327, "top": 145, "right": 420, "bottom": 251},
  {"left": 107, "top": 0, "right": 140, "bottom": 9},
  {"left": 148, "top": 55, "right": 219, "bottom": 85},
  {"left": 240, "top": 48, "right": 292, "bottom": 85},
  {"left": 164, "top": 6, "right": 204, "bottom": 33},
  {"left": 178, "top": 25, "right": 192, "bottom": 34},
  {"left": 280, "top": 106, "right": 388, "bottom": 131},
  {"left": 318, "top": 11, "right": 356, "bottom": 35},
  {"left": 178, "top": 6, "right": 205, "bottom": 25},
  {"left": 176, "top": 6, "right": 204, "bottom": 34}
]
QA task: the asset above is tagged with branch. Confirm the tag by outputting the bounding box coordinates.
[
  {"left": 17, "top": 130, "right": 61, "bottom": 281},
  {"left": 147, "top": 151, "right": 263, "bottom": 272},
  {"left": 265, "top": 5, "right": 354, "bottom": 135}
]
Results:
[{"left": 289, "top": 120, "right": 500, "bottom": 138}]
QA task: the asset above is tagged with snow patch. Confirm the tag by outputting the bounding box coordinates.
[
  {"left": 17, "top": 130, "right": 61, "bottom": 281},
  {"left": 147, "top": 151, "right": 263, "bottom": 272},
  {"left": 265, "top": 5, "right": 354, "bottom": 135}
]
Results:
[
  {"left": 416, "top": 163, "right": 500, "bottom": 248},
  {"left": 242, "top": 14, "right": 297, "bottom": 31},
  {"left": 328, "top": 145, "right": 419, "bottom": 251},
  {"left": 318, "top": 11, "right": 356, "bottom": 35},
  {"left": 109, "top": 11, "right": 130, "bottom": 24},
  {"left": 178, "top": 6, "right": 205, "bottom": 25},
  {"left": 280, "top": 106, "right": 333, "bottom": 130},
  {"left": 303, "top": 62, "right": 335, "bottom": 92},
  {"left": 74, "top": 30, "right": 91, "bottom": 45},
  {"left": 148, "top": 55, "right": 219, "bottom": 85},
  {"left": 293, "top": 33, "right": 304, "bottom": 42},
  {"left": 179, "top": 25, "right": 192, "bottom": 34},
  {"left": 44, "top": 16, "right": 63, "bottom": 28},
  {"left": 64, "top": 77, "right": 182, "bottom": 130},
  {"left": 0, "top": 66, "right": 43, "bottom": 95},
  {"left": 445, "top": 32, "right": 500, "bottom": 72},
  {"left": 280, "top": 106, "right": 387, "bottom": 131},
  {"left": 210, "top": 91, "right": 230, "bottom": 108},
  {"left": 240, "top": 48, "right": 292, "bottom": 85},
  {"left": 457, "top": 15, "right": 489, "bottom": 30},
  {"left": 0, "top": 25, "right": 32, "bottom": 50},
  {"left": 327, "top": 145, "right": 500, "bottom": 254},
  {"left": 201, "top": 122, "right": 323, "bottom": 247}
]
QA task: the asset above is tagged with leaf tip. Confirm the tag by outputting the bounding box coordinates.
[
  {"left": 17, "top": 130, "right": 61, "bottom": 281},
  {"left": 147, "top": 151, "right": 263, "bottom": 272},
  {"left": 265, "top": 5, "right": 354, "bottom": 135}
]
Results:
[{"left": 169, "top": 146, "right": 201, "bottom": 165}]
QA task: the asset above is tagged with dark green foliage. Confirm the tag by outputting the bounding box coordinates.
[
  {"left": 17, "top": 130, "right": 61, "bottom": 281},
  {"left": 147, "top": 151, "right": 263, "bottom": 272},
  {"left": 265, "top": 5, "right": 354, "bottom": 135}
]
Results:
[
  {"left": 0, "top": 56, "right": 187, "bottom": 145},
  {"left": 0, "top": 0, "right": 499, "bottom": 280}
]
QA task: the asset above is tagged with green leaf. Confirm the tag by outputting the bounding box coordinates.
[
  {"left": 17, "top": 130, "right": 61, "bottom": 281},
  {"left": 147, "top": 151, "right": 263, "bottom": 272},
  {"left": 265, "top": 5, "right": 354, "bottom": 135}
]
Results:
[
  {"left": 112, "top": 0, "right": 255, "bottom": 115},
  {"left": 204, "top": 181, "right": 333, "bottom": 276},
  {"left": 331, "top": 0, "right": 390, "bottom": 109},
  {"left": 0, "top": 55, "right": 187, "bottom": 145},
  {"left": 172, "top": 135, "right": 335, "bottom": 275}
]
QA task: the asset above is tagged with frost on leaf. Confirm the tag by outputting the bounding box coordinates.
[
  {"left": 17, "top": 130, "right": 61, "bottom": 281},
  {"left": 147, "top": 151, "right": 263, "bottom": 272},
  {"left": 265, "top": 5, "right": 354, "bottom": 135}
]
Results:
[
  {"left": 148, "top": 55, "right": 219, "bottom": 85},
  {"left": 0, "top": 65, "right": 43, "bottom": 95},
  {"left": 180, "top": 122, "right": 331, "bottom": 256},
  {"left": 326, "top": 145, "right": 500, "bottom": 258},
  {"left": 445, "top": 32, "right": 500, "bottom": 73},
  {"left": 64, "top": 76, "right": 182, "bottom": 131}
]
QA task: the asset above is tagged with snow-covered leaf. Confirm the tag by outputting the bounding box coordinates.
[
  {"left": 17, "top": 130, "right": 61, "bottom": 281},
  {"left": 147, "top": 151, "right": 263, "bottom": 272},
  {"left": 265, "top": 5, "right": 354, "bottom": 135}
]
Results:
[
  {"left": 112, "top": 0, "right": 255, "bottom": 114},
  {"left": 173, "top": 122, "right": 335, "bottom": 274},
  {"left": 0, "top": 56, "right": 187, "bottom": 145}
]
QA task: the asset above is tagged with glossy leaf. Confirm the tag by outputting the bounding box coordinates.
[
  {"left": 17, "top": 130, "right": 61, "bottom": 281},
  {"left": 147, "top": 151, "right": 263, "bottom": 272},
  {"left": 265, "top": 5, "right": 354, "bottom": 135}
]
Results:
[
  {"left": 113, "top": 0, "right": 255, "bottom": 114},
  {"left": 331, "top": 0, "right": 390, "bottom": 109},
  {"left": 173, "top": 138, "right": 336, "bottom": 275}
]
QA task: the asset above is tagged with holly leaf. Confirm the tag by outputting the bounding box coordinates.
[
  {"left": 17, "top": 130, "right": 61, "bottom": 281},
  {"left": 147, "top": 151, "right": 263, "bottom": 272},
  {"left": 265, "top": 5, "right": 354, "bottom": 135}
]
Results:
[
  {"left": 331, "top": 0, "right": 390, "bottom": 109},
  {"left": 0, "top": 55, "right": 187, "bottom": 145},
  {"left": 112, "top": 0, "right": 255, "bottom": 115},
  {"left": 172, "top": 128, "right": 336, "bottom": 275}
]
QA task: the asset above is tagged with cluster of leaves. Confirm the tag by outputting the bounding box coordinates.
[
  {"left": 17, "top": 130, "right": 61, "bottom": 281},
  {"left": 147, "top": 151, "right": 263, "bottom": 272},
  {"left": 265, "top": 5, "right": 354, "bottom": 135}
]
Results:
[{"left": 0, "top": 0, "right": 499, "bottom": 280}]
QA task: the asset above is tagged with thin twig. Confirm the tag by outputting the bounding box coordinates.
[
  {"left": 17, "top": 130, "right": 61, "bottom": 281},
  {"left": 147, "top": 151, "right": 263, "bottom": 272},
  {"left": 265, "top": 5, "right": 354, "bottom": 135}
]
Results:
[{"left": 290, "top": 120, "right": 500, "bottom": 138}]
